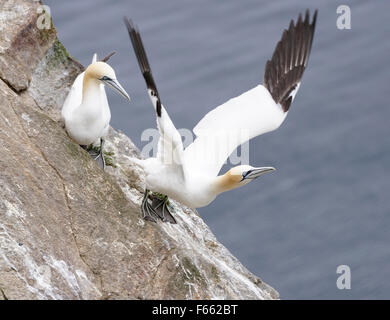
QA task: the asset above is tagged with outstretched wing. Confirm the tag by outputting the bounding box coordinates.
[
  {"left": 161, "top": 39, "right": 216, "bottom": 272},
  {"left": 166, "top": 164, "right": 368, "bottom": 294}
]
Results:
[
  {"left": 124, "top": 17, "right": 184, "bottom": 167},
  {"left": 264, "top": 10, "right": 317, "bottom": 112},
  {"left": 183, "top": 10, "right": 317, "bottom": 177}
]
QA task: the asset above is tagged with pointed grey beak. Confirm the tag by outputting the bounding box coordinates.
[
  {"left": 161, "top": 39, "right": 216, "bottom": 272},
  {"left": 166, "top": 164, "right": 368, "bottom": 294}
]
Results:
[
  {"left": 242, "top": 167, "right": 275, "bottom": 180},
  {"left": 102, "top": 78, "right": 131, "bottom": 101}
]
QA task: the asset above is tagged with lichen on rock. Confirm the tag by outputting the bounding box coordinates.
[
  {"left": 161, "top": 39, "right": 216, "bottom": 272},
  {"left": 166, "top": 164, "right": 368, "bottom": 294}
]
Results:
[{"left": 0, "top": 0, "right": 279, "bottom": 300}]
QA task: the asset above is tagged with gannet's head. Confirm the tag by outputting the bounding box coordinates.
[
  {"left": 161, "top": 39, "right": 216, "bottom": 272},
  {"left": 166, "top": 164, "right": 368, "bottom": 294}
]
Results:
[
  {"left": 85, "top": 61, "right": 131, "bottom": 101},
  {"left": 216, "top": 165, "right": 275, "bottom": 193}
]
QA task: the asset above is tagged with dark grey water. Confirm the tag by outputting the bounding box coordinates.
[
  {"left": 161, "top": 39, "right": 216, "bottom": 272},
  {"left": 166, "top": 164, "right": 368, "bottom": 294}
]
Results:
[{"left": 45, "top": 0, "right": 390, "bottom": 299}]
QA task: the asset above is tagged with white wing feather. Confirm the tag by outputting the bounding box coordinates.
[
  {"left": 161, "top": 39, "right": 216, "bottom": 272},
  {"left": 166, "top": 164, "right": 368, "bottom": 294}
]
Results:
[
  {"left": 156, "top": 104, "right": 184, "bottom": 167},
  {"left": 61, "top": 72, "right": 84, "bottom": 121},
  {"left": 183, "top": 85, "right": 287, "bottom": 177}
]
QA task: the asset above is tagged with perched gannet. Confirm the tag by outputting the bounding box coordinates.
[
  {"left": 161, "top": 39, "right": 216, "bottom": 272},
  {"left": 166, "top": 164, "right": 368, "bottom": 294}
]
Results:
[
  {"left": 124, "top": 10, "right": 317, "bottom": 223},
  {"left": 62, "top": 53, "right": 130, "bottom": 169}
]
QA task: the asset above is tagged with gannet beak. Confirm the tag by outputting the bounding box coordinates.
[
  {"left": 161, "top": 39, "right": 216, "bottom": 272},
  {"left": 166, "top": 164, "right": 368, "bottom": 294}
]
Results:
[
  {"left": 101, "top": 77, "right": 131, "bottom": 101},
  {"left": 242, "top": 167, "right": 275, "bottom": 180}
]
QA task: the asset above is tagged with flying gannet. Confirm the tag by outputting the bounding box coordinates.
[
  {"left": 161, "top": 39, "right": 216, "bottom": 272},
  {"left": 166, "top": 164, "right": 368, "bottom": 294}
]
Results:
[
  {"left": 124, "top": 10, "right": 317, "bottom": 223},
  {"left": 62, "top": 53, "right": 131, "bottom": 169}
]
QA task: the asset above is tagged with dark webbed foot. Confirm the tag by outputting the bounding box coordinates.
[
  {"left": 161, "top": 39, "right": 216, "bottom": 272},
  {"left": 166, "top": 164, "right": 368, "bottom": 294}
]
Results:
[
  {"left": 84, "top": 138, "right": 105, "bottom": 170},
  {"left": 151, "top": 193, "right": 177, "bottom": 224},
  {"left": 141, "top": 189, "right": 159, "bottom": 223},
  {"left": 96, "top": 138, "right": 106, "bottom": 170}
]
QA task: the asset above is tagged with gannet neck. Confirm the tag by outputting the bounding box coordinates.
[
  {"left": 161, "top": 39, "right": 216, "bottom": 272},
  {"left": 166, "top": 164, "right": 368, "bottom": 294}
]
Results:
[
  {"left": 212, "top": 171, "right": 243, "bottom": 194},
  {"left": 82, "top": 72, "right": 102, "bottom": 105}
]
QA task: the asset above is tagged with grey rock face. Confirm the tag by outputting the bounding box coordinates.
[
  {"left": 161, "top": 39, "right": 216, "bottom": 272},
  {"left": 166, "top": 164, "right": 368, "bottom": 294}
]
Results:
[{"left": 0, "top": 0, "right": 279, "bottom": 300}]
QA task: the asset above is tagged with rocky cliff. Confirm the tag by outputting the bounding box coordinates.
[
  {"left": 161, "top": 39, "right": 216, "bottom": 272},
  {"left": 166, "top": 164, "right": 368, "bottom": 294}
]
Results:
[{"left": 0, "top": 0, "right": 278, "bottom": 300}]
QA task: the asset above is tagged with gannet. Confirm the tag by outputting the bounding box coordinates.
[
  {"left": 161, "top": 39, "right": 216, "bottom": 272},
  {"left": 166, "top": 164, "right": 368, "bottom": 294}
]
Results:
[
  {"left": 124, "top": 10, "right": 317, "bottom": 223},
  {"left": 62, "top": 53, "right": 131, "bottom": 169}
]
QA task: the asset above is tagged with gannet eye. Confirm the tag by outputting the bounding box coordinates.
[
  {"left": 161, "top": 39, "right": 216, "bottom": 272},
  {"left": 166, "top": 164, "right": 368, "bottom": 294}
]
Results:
[
  {"left": 100, "top": 76, "right": 112, "bottom": 81},
  {"left": 241, "top": 170, "right": 250, "bottom": 181}
]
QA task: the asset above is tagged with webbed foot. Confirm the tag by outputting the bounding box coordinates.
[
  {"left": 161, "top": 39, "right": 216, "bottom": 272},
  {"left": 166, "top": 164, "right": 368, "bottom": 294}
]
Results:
[
  {"left": 141, "top": 189, "right": 159, "bottom": 223},
  {"left": 84, "top": 138, "right": 105, "bottom": 170},
  {"left": 151, "top": 193, "right": 177, "bottom": 224}
]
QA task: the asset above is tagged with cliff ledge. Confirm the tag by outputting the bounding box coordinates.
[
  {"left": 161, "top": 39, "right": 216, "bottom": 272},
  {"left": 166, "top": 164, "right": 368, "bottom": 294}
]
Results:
[{"left": 0, "top": 0, "right": 278, "bottom": 300}]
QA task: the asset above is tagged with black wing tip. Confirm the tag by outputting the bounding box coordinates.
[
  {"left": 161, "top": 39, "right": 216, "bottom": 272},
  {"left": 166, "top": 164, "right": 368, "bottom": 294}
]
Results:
[
  {"left": 123, "top": 16, "right": 136, "bottom": 39},
  {"left": 123, "top": 16, "right": 154, "bottom": 87},
  {"left": 312, "top": 9, "right": 318, "bottom": 23},
  {"left": 123, "top": 16, "right": 135, "bottom": 30},
  {"left": 264, "top": 9, "right": 318, "bottom": 112},
  {"left": 123, "top": 16, "right": 162, "bottom": 117}
]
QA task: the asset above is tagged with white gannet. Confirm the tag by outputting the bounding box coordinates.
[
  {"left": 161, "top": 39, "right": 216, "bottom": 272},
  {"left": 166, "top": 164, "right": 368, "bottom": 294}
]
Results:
[
  {"left": 62, "top": 53, "right": 131, "bottom": 169},
  {"left": 124, "top": 10, "right": 317, "bottom": 223}
]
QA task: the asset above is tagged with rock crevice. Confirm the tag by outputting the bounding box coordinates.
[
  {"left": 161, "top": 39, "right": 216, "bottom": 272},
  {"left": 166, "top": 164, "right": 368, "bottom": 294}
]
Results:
[{"left": 0, "top": 287, "right": 8, "bottom": 300}]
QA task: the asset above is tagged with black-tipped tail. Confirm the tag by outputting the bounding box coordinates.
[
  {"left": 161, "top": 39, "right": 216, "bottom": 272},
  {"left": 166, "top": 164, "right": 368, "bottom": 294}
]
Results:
[
  {"left": 123, "top": 17, "right": 162, "bottom": 117},
  {"left": 264, "top": 9, "right": 317, "bottom": 112}
]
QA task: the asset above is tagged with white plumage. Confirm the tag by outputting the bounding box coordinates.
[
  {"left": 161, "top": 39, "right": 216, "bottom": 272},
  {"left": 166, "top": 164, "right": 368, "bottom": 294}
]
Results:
[
  {"left": 62, "top": 53, "right": 130, "bottom": 168},
  {"left": 184, "top": 85, "right": 287, "bottom": 177},
  {"left": 138, "top": 86, "right": 284, "bottom": 209},
  {"left": 124, "top": 10, "right": 317, "bottom": 222},
  {"left": 62, "top": 55, "right": 110, "bottom": 146}
]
